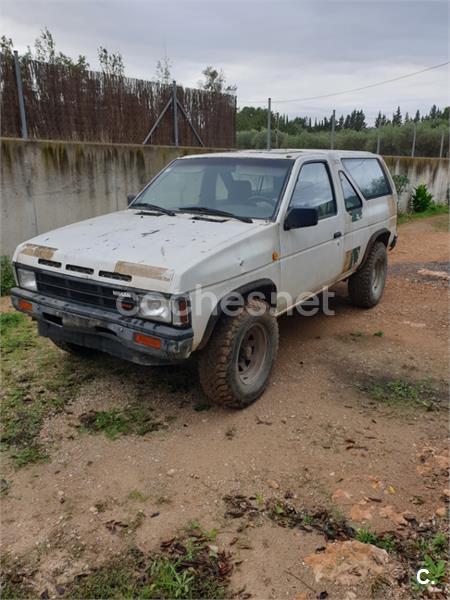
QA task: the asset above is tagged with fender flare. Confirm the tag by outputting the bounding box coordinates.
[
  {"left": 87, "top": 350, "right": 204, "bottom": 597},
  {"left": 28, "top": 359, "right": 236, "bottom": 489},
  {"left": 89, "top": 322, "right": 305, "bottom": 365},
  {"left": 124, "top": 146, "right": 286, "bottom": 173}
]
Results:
[
  {"left": 197, "top": 278, "right": 277, "bottom": 350},
  {"left": 358, "top": 228, "right": 391, "bottom": 268}
]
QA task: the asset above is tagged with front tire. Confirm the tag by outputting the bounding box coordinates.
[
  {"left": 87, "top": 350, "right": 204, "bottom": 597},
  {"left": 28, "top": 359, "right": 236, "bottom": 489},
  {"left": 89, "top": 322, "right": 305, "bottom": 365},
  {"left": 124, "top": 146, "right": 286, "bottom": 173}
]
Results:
[
  {"left": 198, "top": 299, "right": 279, "bottom": 409},
  {"left": 348, "top": 241, "right": 387, "bottom": 308}
]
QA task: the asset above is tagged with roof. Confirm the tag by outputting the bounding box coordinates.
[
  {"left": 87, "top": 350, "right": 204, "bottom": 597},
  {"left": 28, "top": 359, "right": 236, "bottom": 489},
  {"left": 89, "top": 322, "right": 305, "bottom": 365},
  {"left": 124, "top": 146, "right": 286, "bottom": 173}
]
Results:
[{"left": 180, "top": 149, "right": 379, "bottom": 160}]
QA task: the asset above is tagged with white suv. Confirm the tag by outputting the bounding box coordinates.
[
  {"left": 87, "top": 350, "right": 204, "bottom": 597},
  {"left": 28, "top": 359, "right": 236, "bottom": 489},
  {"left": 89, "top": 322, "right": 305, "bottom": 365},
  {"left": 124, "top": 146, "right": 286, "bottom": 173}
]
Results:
[{"left": 12, "top": 150, "right": 397, "bottom": 408}]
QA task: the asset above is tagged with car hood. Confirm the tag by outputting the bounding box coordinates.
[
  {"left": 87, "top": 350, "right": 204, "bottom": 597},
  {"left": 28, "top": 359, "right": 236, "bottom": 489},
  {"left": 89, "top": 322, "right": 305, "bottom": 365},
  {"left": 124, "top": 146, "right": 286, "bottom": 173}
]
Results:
[{"left": 14, "top": 210, "right": 273, "bottom": 292}]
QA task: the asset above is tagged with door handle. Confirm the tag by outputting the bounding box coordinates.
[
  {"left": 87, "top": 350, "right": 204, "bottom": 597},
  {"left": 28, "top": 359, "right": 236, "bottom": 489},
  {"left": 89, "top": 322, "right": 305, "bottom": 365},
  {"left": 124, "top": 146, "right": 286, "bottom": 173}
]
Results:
[{"left": 333, "top": 231, "right": 342, "bottom": 239}]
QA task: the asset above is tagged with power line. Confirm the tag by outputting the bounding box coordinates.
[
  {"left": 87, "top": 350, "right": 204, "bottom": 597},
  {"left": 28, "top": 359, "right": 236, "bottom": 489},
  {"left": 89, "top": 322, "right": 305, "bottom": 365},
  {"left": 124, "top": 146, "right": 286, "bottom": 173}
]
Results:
[{"left": 239, "top": 61, "right": 449, "bottom": 105}]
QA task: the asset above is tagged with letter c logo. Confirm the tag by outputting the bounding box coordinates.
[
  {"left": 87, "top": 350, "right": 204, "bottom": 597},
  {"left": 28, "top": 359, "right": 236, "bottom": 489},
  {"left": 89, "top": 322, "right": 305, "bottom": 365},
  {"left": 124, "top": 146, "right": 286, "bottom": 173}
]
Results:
[{"left": 416, "top": 568, "right": 431, "bottom": 585}]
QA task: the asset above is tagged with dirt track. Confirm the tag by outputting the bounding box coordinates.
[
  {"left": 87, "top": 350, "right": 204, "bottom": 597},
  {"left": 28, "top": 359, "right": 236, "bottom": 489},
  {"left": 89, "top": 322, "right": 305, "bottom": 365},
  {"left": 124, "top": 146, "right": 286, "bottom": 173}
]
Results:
[{"left": 1, "top": 214, "right": 449, "bottom": 599}]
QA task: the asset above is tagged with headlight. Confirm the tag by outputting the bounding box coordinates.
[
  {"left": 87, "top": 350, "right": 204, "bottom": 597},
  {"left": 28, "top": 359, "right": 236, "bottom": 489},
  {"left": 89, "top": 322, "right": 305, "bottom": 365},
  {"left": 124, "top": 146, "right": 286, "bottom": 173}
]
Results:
[
  {"left": 139, "top": 294, "right": 171, "bottom": 322},
  {"left": 116, "top": 291, "right": 190, "bottom": 326},
  {"left": 17, "top": 268, "right": 37, "bottom": 291}
]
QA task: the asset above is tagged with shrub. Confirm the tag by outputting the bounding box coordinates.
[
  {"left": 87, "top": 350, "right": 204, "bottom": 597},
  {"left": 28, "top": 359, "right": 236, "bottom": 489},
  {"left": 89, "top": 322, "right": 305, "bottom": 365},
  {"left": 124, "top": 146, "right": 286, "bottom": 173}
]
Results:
[
  {"left": 392, "top": 174, "right": 409, "bottom": 195},
  {"left": 1, "top": 256, "right": 15, "bottom": 296},
  {"left": 411, "top": 184, "right": 433, "bottom": 212}
]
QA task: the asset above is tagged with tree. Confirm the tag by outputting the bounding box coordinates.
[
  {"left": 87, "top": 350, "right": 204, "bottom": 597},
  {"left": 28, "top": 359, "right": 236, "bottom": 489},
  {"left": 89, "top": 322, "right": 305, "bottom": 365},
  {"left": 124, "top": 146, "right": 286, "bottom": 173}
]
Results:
[
  {"left": 33, "top": 27, "right": 88, "bottom": 69},
  {"left": 155, "top": 56, "right": 172, "bottom": 85},
  {"left": 414, "top": 110, "right": 420, "bottom": 122},
  {"left": 392, "top": 106, "right": 402, "bottom": 126},
  {"left": 375, "top": 111, "right": 389, "bottom": 128},
  {"left": 200, "top": 66, "right": 237, "bottom": 94},
  {"left": 0, "top": 35, "right": 13, "bottom": 56},
  {"left": 98, "top": 46, "right": 124, "bottom": 77}
]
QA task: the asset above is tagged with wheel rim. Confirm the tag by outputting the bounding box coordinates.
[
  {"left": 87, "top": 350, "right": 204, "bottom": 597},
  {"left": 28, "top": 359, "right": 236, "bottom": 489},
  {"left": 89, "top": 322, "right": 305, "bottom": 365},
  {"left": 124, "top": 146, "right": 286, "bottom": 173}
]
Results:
[
  {"left": 372, "top": 256, "right": 386, "bottom": 295},
  {"left": 236, "top": 323, "right": 268, "bottom": 386}
]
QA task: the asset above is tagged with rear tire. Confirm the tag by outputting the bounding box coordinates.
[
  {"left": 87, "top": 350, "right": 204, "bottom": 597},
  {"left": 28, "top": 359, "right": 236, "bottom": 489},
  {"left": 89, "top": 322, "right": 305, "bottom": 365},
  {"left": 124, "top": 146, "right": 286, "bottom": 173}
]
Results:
[
  {"left": 51, "top": 339, "right": 98, "bottom": 357},
  {"left": 348, "top": 241, "right": 387, "bottom": 308},
  {"left": 198, "top": 299, "right": 279, "bottom": 409}
]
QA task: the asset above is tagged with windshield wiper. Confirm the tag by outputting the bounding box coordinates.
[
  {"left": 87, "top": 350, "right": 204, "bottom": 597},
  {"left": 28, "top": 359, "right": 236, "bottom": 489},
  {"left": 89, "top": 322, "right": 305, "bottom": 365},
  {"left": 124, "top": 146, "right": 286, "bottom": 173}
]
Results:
[
  {"left": 130, "top": 202, "right": 176, "bottom": 216},
  {"left": 178, "top": 206, "right": 253, "bottom": 224}
]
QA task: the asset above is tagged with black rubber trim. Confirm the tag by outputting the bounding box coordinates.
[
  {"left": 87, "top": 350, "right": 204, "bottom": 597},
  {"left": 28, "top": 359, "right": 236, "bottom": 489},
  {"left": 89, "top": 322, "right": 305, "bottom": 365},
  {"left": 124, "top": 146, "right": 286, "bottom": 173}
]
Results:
[
  {"left": 359, "top": 228, "right": 391, "bottom": 267},
  {"left": 197, "top": 278, "right": 277, "bottom": 350},
  {"left": 389, "top": 234, "right": 398, "bottom": 250}
]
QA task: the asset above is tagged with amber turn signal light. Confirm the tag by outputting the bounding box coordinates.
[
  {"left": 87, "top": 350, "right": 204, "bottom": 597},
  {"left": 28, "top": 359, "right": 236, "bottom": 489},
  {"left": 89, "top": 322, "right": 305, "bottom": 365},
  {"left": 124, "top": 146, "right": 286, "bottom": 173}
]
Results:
[
  {"left": 18, "top": 299, "right": 33, "bottom": 312},
  {"left": 134, "top": 333, "right": 161, "bottom": 349}
]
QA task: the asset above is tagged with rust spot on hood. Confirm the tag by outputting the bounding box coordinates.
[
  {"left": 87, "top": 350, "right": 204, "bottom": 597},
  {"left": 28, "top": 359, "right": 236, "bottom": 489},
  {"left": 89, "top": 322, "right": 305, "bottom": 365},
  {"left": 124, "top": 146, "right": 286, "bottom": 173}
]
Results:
[
  {"left": 19, "top": 244, "right": 57, "bottom": 260},
  {"left": 115, "top": 261, "right": 173, "bottom": 281}
]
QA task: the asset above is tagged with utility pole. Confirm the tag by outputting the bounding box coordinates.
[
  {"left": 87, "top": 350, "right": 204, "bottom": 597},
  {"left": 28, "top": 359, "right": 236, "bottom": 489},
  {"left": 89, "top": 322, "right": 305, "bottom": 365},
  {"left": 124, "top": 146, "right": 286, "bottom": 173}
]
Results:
[
  {"left": 267, "top": 97, "right": 271, "bottom": 151},
  {"left": 330, "top": 109, "right": 336, "bottom": 149},
  {"left": 376, "top": 115, "right": 381, "bottom": 154},
  {"left": 439, "top": 131, "right": 444, "bottom": 158},
  {"left": 172, "top": 80, "right": 179, "bottom": 147},
  {"left": 411, "top": 123, "right": 416, "bottom": 157}
]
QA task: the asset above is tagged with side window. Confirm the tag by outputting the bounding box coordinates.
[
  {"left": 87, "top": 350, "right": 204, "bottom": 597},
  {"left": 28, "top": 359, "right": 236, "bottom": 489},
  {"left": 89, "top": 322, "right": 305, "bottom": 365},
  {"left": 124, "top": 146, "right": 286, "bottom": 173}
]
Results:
[
  {"left": 342, "top": 158, "right": 391, "bottom": 200},
  {"left": 290, "top": 162, "right": 336, "bottom": 219},
  {"left": 339, "top": 172, "right": 362, "bottom": 212}
]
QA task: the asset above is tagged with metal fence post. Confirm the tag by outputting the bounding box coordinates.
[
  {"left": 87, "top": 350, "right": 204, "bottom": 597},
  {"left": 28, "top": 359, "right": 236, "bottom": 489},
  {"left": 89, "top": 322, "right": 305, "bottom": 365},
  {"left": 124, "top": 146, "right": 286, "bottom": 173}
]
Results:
[
  {"left": 376, "top": 121, "right": 381, "bottom": 154},
  {"left": 275, "top": 112, "right": 280, "bottom": 149},
  {"left": 411, "top": 123, "right": 416, "bottom": 158},
  {"left": 330, "top": 109, "right": 336, "bottom": 149},
  {"left": 172, "top": 80, "right": 179, "bottom": 147},
  {"left": 13, "top": 50, "right": 28, "bottom": 139},
  {"left": 267, "top": 98, "right": 271, "bottom": 151}
]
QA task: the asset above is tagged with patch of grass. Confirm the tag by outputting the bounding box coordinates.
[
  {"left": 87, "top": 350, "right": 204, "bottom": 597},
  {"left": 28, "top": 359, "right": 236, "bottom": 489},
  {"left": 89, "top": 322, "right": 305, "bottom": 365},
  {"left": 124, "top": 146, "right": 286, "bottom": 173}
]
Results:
[
  {"left": 355, "top": 527, "right": 378, "bottom": 545},
  {"left": 255, "top": 493, "right": 264, "bottom": 508},
  {"left": 431, "top": 532, "right": 447, "bottom": 554},
  {"left": 128, "top": 489, "right": 148, "bottom": 502},
  {"left": 63, "top": 526, "right": 232, "bottom": 599},
  {"left": 397, "top": 203, "right": 449, "bottom": 225},
  {"left": 9, "top": 446, "right": 49, "bottom": 469},
  {"left": 355, "top": 528, "right": 397, "bottom": 552},
  {"left": 415, "top": 532, "right": 449, "bottom": 563},
  {"left": 79, "top": 405, "right": 165, "bottom": 439},
  {"left": 0, "top": 312, "right": 104, "bottom": 467},
  {"left": 373, "top": 330, "right": 384, "bottom": 337},
  {"left": 358, "top": 377, "right": 444, "bottom": 410},
  {"left": 0, "top": 555, "right": 35, "bottom": 599},
  {"left": 0, "top": 256, "right": 15, "bottom": 296}
]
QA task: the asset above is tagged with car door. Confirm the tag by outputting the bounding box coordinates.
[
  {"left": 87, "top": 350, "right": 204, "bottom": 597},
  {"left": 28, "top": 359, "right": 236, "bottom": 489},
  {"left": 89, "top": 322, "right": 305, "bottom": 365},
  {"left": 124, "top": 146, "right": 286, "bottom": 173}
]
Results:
[
  {"left": 338, "top": 170, "right": 367, "bottom": 274},
  {"left": 279, "top": 160, "right": 345, "bottom": 310},
  {"left": 339, "top": 157, "right": 395, "bottom": 274}
]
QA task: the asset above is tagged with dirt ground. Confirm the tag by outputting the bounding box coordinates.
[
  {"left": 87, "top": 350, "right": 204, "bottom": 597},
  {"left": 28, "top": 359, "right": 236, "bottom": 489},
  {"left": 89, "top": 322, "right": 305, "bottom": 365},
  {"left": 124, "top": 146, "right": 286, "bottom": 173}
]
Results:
[{"left": 1, "top": 214, "right": 449, "bottom": 599}]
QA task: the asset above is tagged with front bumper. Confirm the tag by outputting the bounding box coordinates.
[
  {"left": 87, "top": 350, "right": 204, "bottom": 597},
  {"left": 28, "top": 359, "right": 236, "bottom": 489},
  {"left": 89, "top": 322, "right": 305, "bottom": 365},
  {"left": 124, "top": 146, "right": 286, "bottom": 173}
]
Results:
[{"left": 11, "top": 288, "right": 193, "bottom": 366}]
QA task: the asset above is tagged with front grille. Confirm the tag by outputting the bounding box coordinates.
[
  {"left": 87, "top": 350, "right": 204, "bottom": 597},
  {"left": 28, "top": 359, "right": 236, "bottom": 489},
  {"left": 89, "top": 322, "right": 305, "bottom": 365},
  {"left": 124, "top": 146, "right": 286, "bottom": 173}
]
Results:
[{"left": 35, "top": 271, "right": 133, "bottom": 312}]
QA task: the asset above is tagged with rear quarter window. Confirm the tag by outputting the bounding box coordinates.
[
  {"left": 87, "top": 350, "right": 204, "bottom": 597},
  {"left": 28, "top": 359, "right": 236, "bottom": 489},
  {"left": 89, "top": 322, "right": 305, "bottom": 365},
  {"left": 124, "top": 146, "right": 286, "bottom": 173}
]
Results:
[{"left": 342, "top": 158, "right": 391, "bottom": 200}]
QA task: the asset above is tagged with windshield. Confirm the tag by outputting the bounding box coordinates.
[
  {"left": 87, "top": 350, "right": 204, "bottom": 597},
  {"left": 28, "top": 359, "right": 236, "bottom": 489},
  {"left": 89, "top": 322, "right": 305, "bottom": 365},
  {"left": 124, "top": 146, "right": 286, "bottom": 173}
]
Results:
[{"left": 131, "top": 157, "right": 294, "bottom": 220}]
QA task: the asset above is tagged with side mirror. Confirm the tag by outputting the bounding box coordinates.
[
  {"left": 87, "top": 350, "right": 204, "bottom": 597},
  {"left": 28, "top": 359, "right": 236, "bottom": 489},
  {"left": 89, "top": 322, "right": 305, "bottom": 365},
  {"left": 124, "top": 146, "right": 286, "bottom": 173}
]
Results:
[
  {"left": 127, "top": 194, "right": 136, "bottom": 206},
  {"left": 284, "top": 207, "right": 319, "bottom": 230}
]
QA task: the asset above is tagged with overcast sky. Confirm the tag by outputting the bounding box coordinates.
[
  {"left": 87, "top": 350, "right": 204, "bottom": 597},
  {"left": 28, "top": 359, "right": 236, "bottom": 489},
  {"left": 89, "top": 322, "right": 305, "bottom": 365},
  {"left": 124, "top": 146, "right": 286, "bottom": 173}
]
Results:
[{"left": 2, "top": 0, "right": 448, "bottom": 124}]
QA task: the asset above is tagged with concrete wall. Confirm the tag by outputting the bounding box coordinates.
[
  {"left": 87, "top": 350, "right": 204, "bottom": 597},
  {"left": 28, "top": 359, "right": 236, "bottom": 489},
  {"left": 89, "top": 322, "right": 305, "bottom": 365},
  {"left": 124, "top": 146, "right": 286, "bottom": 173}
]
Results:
[
  {"left": 383, "top": 155, "right": 450, "bottom": 211},
  {"left": 1, "top": 138, "right": 225, "bottom": 256},
  {"left": 1, "top": 138, "right": 449, "bottom": 255}
]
